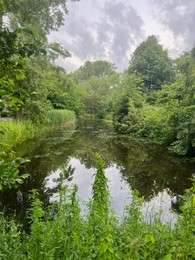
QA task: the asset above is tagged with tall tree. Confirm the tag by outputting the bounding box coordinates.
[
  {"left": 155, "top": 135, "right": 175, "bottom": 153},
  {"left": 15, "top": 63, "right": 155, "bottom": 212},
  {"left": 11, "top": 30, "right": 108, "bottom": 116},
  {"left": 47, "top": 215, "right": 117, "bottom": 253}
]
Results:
[
  {"left": 0, "top": 0, "right": 77, "bottom": 118},
  {"left": 128, "top": 36, "right": 175, "bottom": 92},
  {"left": 175, "top": 50, "right": 195, "bottom": 87},
  {"left": 71, "top": 60, "right": 117, "bottom": 83},
  {"left": 0, "top": 18, "right": 46, "bottom": 116},
  {"left": 78, "top": 74, "right": 119, "bottom": 118},
  {"left": 46, "top": 65, "right": 83, "bottom": 116}
]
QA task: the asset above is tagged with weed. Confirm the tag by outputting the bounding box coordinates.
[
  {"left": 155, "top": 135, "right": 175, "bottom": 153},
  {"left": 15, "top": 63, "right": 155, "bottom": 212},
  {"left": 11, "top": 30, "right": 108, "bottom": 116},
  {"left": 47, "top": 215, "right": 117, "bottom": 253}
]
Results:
[{"left": 0, "top": 155, "right": 194, "bottom": 259}]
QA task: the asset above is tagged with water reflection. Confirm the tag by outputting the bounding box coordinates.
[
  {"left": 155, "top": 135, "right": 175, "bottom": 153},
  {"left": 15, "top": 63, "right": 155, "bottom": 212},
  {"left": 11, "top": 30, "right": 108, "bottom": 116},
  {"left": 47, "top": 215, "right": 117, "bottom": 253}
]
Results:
[
  {"left": 45, "top": 158, "right": 131, "bottom": 216},
  {"left": 141, "top": 189, "right": 178, "bottom": 227},
  {"left": 0, "top": 120, "right": 194, "bottom": 222}
]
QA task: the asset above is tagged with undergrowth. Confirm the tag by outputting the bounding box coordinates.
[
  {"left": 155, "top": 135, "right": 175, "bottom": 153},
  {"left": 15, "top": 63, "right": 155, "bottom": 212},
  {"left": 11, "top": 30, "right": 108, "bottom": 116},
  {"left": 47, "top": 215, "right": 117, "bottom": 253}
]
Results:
[{"left": 0, "top": 154, "right": 194, "bottom": 259}]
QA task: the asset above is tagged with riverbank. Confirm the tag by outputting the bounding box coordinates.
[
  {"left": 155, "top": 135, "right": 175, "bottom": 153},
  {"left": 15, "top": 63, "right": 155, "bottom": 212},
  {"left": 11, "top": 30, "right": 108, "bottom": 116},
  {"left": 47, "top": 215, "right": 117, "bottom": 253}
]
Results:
[
  {"left": 0, "top": 109, "right": 75, "bottom": 151},
  {"left": 0, "top": 155, "right": 194, "bottom": 259}
]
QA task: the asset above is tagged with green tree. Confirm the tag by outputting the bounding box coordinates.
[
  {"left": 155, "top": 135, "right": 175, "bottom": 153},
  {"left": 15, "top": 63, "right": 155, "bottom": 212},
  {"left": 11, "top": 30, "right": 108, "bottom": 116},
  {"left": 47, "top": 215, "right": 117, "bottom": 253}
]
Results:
[
  {"left": 128, "top": 36, "right": 175, "bottom": 93},
  {"left": 78, "top": 73, "right": 119, "bottom": 118},
  {"left": 0, "top": 1, "right": 76, "bottom": 119},
  {"left": 71, "top": 60, "right": 117, "bottom": 83},
  {"left": 46, "top": 65, "right": 83, "bottom": 116},
  {"left": 156, "top": 77, "right": 195, "bottom": 155},
  {"left": 0, "top": 18, "right": 47, "bottom": 117},
  {"left": 175, "top": 50, "right": 195, "bottom": 87},
  {"left": 19, "top": 55, "right": 52, "bottom": 123},
  {"left": 2, "top": 0, "right": 79, "bottom": 37},
  {"left": 112, "top": 74, "right": 144, "bottom": 132}
]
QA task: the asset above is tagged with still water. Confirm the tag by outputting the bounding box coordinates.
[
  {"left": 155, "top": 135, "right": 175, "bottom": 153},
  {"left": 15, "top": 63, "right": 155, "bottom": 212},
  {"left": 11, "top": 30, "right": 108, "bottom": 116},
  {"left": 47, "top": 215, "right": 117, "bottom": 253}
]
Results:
[{"left": 1, "top": 120, "right": 194, "bottom": 224}]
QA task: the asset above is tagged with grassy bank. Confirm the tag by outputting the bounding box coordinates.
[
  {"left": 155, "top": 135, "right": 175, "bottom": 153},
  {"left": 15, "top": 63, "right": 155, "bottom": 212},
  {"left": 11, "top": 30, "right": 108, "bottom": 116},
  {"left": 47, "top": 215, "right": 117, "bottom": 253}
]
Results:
[
  {"left": 0, "top": 154, "right": 194, "bottom": 259},
  {"left": 0, "top": 109, "right": 75, "bottom": 150}
]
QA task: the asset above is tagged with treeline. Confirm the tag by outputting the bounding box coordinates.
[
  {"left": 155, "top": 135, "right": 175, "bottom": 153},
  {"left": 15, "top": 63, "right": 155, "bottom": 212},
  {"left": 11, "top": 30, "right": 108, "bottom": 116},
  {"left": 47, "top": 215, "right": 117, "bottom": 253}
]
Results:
[
  {"left": 0, "top": 0, "right": 194, "bottom": 158},
  {"left": 70, "top": 37, "right": 195, "bottom": 156},
  {"left": 0, "top": 0, "right": 195, "bottom": 156},
  {"left": 112, "top": 36, "right": 195, "bottom": 156}
]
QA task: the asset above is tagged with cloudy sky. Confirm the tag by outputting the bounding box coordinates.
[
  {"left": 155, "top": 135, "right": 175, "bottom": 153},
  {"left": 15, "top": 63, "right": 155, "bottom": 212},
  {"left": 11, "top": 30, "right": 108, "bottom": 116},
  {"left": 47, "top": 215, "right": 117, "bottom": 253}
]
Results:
[{"left": 48, "top": 0, "right": 195, "bottom": 72}]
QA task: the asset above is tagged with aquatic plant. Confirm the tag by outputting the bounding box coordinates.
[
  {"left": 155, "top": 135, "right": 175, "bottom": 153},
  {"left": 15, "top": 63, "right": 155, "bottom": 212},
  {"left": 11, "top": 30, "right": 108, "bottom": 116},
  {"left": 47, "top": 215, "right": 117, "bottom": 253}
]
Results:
[
  {"left": 47, "top": 109, "right": 75, "bottom": 128},
  {"left": 0, "top": 120, "right": 45, "bottom": 150}
]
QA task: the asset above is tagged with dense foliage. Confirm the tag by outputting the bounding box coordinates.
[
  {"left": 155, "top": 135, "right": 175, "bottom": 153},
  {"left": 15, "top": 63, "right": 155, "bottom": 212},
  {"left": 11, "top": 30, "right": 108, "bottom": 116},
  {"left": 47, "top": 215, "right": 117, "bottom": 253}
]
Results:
[
  {"left": 1, "top": 1, "right": 193, "bottom": 157},
  {"left": 70, "top": 60, "right": 119, "bottom": 118},
  {"left": 0, "top": 0, "right": 78, "bottom": 190},
  {"left": 0, "top": 155, "right": 194, "bottom": 259},
  {"left": 2, "top": 0, "right": 79, "bottom": 37},
  {"left": 128, "top": 35, "right": 175, "bottom": 93},
  {"left": 0, "top": 0, "right": 79, "bottom": 121},
  {"left": 112, "top": 39, "right": 195, "bottom": 156},
  {"left": 71, "top": 60, "right": 117, "bottom": 83},
  {"left": 68, "top": 37, "right": 194, "bottom": 156}
]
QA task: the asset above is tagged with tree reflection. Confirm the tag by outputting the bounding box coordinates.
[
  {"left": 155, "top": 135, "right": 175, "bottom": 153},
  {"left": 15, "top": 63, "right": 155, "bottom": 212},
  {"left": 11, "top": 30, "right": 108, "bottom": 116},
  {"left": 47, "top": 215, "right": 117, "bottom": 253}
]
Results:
[{"left": 0, "top": 119, "right": 194, "bottom": 219}]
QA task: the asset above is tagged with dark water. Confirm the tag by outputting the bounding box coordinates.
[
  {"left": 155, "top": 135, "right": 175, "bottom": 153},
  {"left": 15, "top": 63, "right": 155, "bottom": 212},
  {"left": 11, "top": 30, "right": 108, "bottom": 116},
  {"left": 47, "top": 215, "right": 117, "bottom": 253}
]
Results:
[{"left": 0, "top": 120, "right": 194, "bottom": 224}]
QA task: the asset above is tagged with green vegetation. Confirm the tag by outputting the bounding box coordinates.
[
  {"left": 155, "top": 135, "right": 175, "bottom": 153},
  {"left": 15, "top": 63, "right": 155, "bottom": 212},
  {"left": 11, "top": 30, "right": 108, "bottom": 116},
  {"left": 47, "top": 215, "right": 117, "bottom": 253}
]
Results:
[
  {"left": 0, "top": 1, "right": 194, "bottom": 258},
  {"left": 0, "top": 0, "right": 77, "bottom": 191},
  {"left": 0, "top": 0, "right": 79, "bottom": 121},
  {"left": 47, "top": 109, "right": 75, "bottom": 127},
  {"left": 128, "top": 35, "right": 175, "bottom": 93},
  {"left": 68, "top": 37, "right": 194, "bottom": 156},
  {"left": 70, "top": 60, "right": 119, "bottom": 119},
  {"left": 0, "top": 151, "right": 29, "bottom": 191},
  {"left": 1, "top": 0, "right": 194, "bottom": 158},
  {"left": 111, "top": 38, "right": 195, "bottom": 156},
  {"left": 0, "top": 109, "right": 75, "bottom": 190},
  {"left": 0, "top": 110, "right": 75, "bottom": 150},
  {"left": 0, "top": 120, "right": 45, "bottom": 150},
  {"left": 0, "top": 155, "right": 194, "bottom": 259}
]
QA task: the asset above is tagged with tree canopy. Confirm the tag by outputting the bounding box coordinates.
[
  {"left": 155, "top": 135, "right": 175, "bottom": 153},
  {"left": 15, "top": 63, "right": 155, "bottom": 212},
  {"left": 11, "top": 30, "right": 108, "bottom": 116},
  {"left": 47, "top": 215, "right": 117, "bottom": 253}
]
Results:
[
  {"left": 71, "top": 60, "right": 117, "bottom": 83},
  {"left": 1, "top": 0, "right": 79, "bottom": 37},
  {"left": 0, "top": 1, "right": 78, "bottom": 119},
  {"left": 128, "top": 35, "right": 175, "bottom": 92}
]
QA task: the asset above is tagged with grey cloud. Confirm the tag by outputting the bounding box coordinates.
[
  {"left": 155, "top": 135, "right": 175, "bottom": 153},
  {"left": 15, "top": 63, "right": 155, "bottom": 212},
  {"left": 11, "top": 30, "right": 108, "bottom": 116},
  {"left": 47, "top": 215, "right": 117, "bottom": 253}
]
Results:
[
  {"left": 54, "top": 0, "right": 145, "bottom": 71},
  {"left": 152, "top": 0, "right": 195, "bottom": 49},
  {"left": 65, "top": 17, "right": 97, "bottom": 59},
  {"left": 95, "top": 0, "right": 145, "bottom": 69},
  {"left": 104, "top": 0, "right": 143, "bottom": 30}
]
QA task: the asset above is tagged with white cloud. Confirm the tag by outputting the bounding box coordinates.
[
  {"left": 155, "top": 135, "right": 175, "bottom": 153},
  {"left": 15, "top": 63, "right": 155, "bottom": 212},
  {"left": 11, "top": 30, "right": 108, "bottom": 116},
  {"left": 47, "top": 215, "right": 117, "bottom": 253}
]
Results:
[{"left": 48, "top": 0, "right": 195, "bottom": 72}]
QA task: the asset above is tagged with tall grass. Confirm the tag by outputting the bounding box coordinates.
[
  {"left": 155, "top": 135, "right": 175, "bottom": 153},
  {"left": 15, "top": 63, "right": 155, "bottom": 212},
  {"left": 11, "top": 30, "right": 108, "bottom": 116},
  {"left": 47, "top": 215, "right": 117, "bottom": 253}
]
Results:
[
  {"left": 0, "top": 154, "right": 194, "bottom": 259},
  {"left": 47, "top": 109, "right": 75, "bottom": 128},
  {"left": 0, "top": 109, "right": 75, "bottom": 150},
  {"left": 0, "top": 120, "right": 46, "bottom": 150}
]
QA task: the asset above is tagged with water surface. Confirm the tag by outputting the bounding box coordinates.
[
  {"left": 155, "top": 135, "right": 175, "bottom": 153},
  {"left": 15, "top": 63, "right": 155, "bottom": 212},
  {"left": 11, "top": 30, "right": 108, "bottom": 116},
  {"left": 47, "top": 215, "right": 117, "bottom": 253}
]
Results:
[{"left": 1, "top": 120, "right": 194, "bottom": 223}]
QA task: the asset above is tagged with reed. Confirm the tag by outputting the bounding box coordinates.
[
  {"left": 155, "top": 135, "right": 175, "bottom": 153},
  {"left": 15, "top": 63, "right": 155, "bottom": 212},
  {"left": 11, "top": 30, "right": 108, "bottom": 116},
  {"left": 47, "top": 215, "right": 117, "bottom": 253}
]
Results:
[
  {"left": 0, "top": 120, "right": 44, "bottom": 150},
  {"left": 47, "top": 109, "right": 75, "bottom": 128},
  {"left": 0, "top": 109, "right": 75, "bottom": 150}
]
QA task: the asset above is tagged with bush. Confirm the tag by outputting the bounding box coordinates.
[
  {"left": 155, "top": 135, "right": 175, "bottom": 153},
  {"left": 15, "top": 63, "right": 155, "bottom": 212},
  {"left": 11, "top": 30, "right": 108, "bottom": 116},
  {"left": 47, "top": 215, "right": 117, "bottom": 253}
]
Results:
[{"left": 0, "top": 151, "right": 29, "bottom": 191}]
